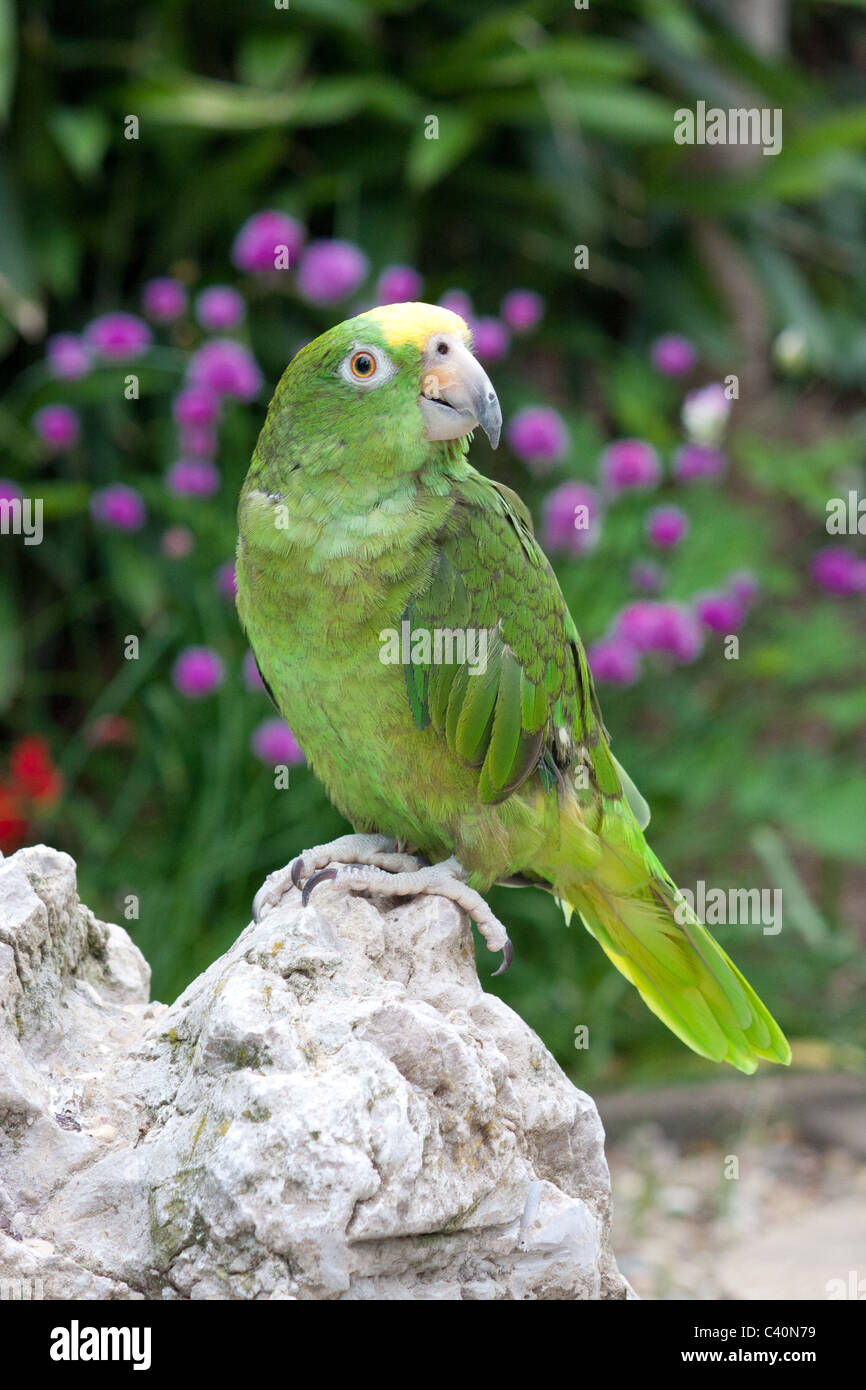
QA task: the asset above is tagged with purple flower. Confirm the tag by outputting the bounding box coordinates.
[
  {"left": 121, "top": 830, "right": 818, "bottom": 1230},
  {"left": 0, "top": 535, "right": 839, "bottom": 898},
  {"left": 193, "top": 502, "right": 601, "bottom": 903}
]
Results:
[
  {"left": 650, "top": 334, "right": 696, "bottom": 377},
  {"left": 809, "top": 547, "right": 866, "bottom": 596},
  {"left": 180, "top": 423, "right": 218, "bottom": 458},
  {"left": 672, "top": 443, "right": 726, "bottom": 483},
  {"left": 587, "top": 638, "right": 640, "bottom": 686},
  {"left": 165, "top": 459, "right": 220, "bottom": 497},
  {"left": 187, "top": 339, "right": 262, "bottom": 402},
  {"left": 615, "top": 601, "right": 702, "bottom": 663},
  {"left": 438, "top": 289, "right": 473, "bottom": 321},
  {"left": 46, "top": 333, "right": 91, "bottom": 381},
  {"left": 600, "top": 439, "right": 661, "bottom": 493},
  {"left": 173, "top": 387, "right": 220, "bottom": 427},
  {"left": 501, "top": 289, "right": 544, "bottom": 333},
  {"left": 682, "top": 383, "right": 730, "bottom": 445},
  {"left": 84, "top": 312, "right": 152, "bottom": 360},
  {"left": 161, "top": 525, "right": 195, "bottom": 558},
  {"left": 90, "top": 484, "right": 146, "bottom": 531},
  {"left": 232, "top": 211, "right": 305, "bottom": 273},
  {"left": 615, "top": 601, "right": 663, "bottom": 653},
  {"left": 297, "top": 240, "right": 369, "bottom": 304},
  {"left": 172, "top": 647, "right": 224, "bottom": 699},
  {"left": 646, "top": 504, "right": 689, "bottom": 550},
  {"left": 695, "top": 592, "right": 745, "bottom": 633},
  {"left": 242, "top": 649, "right": 265, "bottom": 692},
  {"left": 215, "top": 561, "right": 237, "bottom": 600},
  {"left": 651, "top": 604, "right": 704, "bottom": 662},
  {"left": 727, "top": 569, "right": 760, "bottom": 605},
  {"left": 33, "top": 404, "right": 79, "bottom": 451},
  {"left": 507, "top": 407, "right": 569, "bottom": 472},
  {"left": 0, "top": 479, "right": 23, "bottom": 503},
  {"left": 195, "top": 286, "right": 246, "bottom": 332},
  {"left": 629, "top": 560, "right": 664, "bottom": 594},
  {"left": 142, "top": 277, "right": 187, "bottom": 322},
  {"left": 472, "top": 317, "right": 510, "bottom": 363},
  {"left": 542, "top": 481, "right": 600, "bottom": 554},
  {"left": 251, "top": 718, "right": 304, "bottom": 766},
  {"left": 375, "top": 265, "right": 424, "bottom": 305}
]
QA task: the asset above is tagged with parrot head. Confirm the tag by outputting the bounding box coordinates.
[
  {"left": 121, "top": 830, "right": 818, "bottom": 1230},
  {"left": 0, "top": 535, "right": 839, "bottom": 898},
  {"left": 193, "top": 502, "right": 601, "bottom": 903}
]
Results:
[{"left": 250, "top": 302, "right": 502, "bottom": 486}]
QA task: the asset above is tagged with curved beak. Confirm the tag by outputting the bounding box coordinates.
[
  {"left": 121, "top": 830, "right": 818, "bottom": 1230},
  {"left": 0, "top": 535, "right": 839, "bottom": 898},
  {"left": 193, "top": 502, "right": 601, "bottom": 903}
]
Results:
[{"left": 418, "top": 336, "right": 502, "bottom": 449}]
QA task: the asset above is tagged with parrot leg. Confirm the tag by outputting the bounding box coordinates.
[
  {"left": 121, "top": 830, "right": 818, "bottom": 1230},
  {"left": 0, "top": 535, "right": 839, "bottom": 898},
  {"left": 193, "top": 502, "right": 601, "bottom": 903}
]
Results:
[
  {"left": 299, "top": 854, "right": 514, "bottom": 977},
  {"left": 252, "top": 833, "right": 419, "bottom": 923}
]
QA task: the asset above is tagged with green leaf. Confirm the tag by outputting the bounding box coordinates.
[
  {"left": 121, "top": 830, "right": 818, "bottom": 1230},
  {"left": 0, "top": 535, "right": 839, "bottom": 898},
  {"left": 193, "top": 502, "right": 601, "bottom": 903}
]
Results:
[
  {"left": 407, "top": 108, "right": 481, "bottom": 189},
  {"left": 125, "top": 72, "right": 415, "bottom": 130},
  {"left": 749, "top": 825, "right": 829, "bottom": 945},
  {"left": 560, "top": 85, "right": 674, "bottom": 142},
  {"left": 48, "top": 108, "right": 111, "bottom": 179},
  {"left": 237, "top": 34, "right": 307, "bottom": 91},
  {"left": 125, "top": 75, "right": 302, "bottom": 130},
  {"left": 292, "top": 76, "right": 416, "bottom": 125},
  {"left": 430, "top": 37, "right": 644, "bottom": 91}
]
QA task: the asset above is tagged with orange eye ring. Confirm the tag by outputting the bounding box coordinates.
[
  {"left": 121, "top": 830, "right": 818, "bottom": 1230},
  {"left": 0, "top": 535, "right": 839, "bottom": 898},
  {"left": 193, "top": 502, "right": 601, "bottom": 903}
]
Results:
[{"left": 350, "top": 351, "right": 377, "bottom": 379}]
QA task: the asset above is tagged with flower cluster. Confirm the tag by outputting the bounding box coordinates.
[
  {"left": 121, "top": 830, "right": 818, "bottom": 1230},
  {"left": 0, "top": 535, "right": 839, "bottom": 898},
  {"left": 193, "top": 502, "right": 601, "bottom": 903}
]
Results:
[
  {"left": 0, "top": 738, "right": 63, "bottom": 855},
  {"left": 810, "top": 547, "right": 866, "bottom": 596},
  {"left": 587, "top": 571, "right": 758, "bottom": 687},
  {"left": 500, "top": 341, "right": 774, "bottom": 686}
]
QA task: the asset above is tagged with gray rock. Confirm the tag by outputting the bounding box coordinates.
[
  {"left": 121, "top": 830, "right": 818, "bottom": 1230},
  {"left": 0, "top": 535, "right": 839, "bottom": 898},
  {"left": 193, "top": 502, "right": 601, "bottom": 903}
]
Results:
[{"left": 0, "top": 844, "right": 627, "bottom": 1301}]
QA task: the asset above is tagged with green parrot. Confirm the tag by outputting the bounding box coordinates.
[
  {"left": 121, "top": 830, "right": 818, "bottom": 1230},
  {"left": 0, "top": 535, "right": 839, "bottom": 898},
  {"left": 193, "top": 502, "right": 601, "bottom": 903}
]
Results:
[{"left": 236, "top": 301, "right": 790, "bottom": 1075}]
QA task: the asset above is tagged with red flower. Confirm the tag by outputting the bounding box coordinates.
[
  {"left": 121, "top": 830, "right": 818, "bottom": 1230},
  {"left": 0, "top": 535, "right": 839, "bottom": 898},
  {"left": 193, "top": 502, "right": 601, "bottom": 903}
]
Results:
[
  {"left": 0, "top": 786, "right": 28, "bottom": 855},
  {"left": 9, "top": 736, "right": 63, "bottom": 805},
  {"left": 0, "top": 736, "right": 63, "bottom": 855}
]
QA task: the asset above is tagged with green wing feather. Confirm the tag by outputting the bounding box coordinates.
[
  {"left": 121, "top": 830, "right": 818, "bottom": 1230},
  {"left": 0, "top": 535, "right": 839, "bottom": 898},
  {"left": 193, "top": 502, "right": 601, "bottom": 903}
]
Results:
[
  {"left": 405, "top": 473, "right": 613, "bottom": 804},
  {"left": 403, "top": 469, "right": 790, "bottom": 1074}
]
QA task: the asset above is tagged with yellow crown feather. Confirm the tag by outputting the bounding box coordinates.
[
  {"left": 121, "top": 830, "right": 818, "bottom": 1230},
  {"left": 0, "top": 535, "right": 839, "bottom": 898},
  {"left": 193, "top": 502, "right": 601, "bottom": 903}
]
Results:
[{"left": 356, "top": 301, "right": 471, "bottom": 351}]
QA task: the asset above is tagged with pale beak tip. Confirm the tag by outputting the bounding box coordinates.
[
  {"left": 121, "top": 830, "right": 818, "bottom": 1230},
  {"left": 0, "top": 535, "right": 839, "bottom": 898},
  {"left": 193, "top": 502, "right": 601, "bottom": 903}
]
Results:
[{"left": 480, "top": 395, "right": 502, "bottom": 450}]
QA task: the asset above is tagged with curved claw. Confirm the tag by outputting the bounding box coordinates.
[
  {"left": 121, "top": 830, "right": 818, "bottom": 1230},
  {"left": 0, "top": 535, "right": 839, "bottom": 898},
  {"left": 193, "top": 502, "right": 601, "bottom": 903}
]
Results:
[
  {"left": 490, "top": 937, "right": 514, "bottom": 978},
  {"left": 301, "top": 866, "right": 338, "bottom": 907},
  {"left": 290, "top": 857, "right": 305, "bottom": 889}
]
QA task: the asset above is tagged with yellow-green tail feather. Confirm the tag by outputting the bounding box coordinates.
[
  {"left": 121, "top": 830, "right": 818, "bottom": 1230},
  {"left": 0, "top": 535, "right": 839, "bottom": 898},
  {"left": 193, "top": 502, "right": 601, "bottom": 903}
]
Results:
[{"left": 555, "top": 803, "right": 791, "bottom": 1073}]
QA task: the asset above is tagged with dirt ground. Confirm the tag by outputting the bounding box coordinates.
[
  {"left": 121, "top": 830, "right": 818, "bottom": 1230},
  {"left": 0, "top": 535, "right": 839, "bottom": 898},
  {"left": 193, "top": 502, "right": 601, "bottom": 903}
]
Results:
[{"left": 599, "top": 1075, "right": 866, "bottom": 1301}]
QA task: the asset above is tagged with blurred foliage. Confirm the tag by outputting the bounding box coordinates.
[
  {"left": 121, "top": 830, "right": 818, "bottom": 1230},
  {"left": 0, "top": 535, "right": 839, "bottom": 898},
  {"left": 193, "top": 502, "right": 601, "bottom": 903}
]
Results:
[{"left": 1, "top": 0, "right": 865, "bottom": 1088}]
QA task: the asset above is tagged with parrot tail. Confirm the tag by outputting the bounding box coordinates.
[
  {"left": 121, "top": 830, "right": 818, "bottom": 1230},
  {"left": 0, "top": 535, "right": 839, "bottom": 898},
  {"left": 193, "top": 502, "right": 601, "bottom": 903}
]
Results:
[{"left": 553, "top": 804, "right": 791, "bottom": 1074}]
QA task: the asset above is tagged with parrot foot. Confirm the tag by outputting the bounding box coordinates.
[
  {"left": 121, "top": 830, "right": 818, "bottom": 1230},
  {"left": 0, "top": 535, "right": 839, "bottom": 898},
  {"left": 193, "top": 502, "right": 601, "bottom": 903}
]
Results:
[
  {"left": 300, "top": 853, "right": 514, "bottom": 977},
  {"left": 252, "top": 834, "right": 419, "bottom": 923}
]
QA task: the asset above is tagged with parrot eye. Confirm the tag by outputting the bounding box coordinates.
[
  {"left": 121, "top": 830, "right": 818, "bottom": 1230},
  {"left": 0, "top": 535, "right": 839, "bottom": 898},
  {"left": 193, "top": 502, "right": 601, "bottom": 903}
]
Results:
[
  {"left": 338, "top": 345, "right": 396, "bottom": 389},
  {"left": 350, "top": 351, "right": 377, "bottom": 379}
]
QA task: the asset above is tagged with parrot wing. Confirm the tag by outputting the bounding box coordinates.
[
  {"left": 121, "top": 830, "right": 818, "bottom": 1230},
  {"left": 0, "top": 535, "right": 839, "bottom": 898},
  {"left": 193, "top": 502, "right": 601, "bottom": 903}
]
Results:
[{"left": 404, "top": 470, "right": 625, "bottom": 809}]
